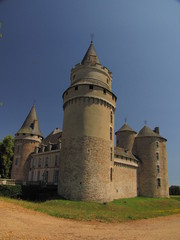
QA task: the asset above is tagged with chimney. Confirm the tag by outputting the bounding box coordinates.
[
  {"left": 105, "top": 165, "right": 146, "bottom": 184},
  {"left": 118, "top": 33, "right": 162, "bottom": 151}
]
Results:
[{"left": 154, "top": 127, "right": 159, "bottom": 134}]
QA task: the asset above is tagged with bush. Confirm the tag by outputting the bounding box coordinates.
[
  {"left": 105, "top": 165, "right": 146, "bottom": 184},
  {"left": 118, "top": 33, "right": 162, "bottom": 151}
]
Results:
[
  {"left": 169, "top": 185, "right": 180, "bottom": 195},
  {"left": 21, "top": 185, "right": 58, "bottom": 201},
  {"left": 0, "top": 185, "right": 22, "bottom": 198}
]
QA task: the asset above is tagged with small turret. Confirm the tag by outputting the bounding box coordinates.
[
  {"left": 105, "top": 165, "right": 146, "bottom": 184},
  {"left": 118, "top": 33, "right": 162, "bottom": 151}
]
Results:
[
  {"left": 115, "top": 123, "right": 137, "bottom": 151},
  {"left": 11, "top": 105, "right": 43, "bottom": 183},
  {"left": 133, "top": 125, "right": 169, "bottom": 198}
]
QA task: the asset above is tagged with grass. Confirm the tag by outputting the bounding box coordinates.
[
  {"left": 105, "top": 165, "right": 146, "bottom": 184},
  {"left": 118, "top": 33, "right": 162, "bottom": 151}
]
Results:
[{"left": 0, "top": 196, "right": 180, "bottom": 222}]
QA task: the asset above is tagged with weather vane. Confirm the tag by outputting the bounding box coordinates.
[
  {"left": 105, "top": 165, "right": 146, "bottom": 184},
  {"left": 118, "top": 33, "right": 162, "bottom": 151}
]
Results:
[
  {"left": 124, "top": 117, "right": 127, "bottom": 123},
  {"left": 90, "top": 33, "right": 94, "bottom": 42}
]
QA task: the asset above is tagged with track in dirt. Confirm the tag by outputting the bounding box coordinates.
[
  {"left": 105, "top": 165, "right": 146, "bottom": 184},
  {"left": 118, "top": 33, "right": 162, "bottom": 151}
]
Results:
[{"left": 0, "top": 201, "right": 180, "bottom": 240}]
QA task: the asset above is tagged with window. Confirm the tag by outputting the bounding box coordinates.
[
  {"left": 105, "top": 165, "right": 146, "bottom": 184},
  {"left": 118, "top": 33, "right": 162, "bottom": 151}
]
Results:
[
  {"left": 73, "top": 74, "right": 76, "bottom": 80},
  {"left": 66, "top": 91, "right": 68, "bottom": 95},
  {"left": 110, "top": 111, "right": 113, "bottom": 123},
  {"left": 15, "top": 158, "right": 18, "bottom": 166},
  {"left": 31, "top": 171, "right": 34, "bottom": 181},
  {"left": 110, "top": 127, "right": 112, "bottom": 140},
  {"left": 103, "top": 89, "right": 106, "bottom": 94},
  {"left": 38, "top": 158, "right": 41, "bottom": 167},
  {"left": 110, "top": 147, "right": 113, "bottom": 161},
  {"left": 157, "top": 165, "right": 160, "bottom": 174},
  {"left": 53, "top": 170, "right": 59, "bottom": 184},
  {"left": 156, "top": 141, "right": 159, "bottom": 148},
  {"left": 45, "top": 157, "right": 49, "bottom": 167},
  {"left": 107, "top": 78, "right": 109, "bottom": 84},
  {"left": 89, "top": 85, "right": 93, "bottom": 89},
  {"left": 17, "top": 145, "right": 20, "bottom": 153},
  {"left": 75, "top": 86, "right": 78, "bottom": 90},
  {"left": 156, "top": 152, "right": 159, "bottom": 161},
  {"left": 157, "top": 178, "right": 161, "bottom": 187},
  {"left": 55, "top": 155, "right": 58, "bottom": 167},
  {"left": 43, "top": 170, "right": 48, "bottom": 183},
  {"left": 110, "top": 168, "right": 113, "bottom": 182},
  {"left": 37, "top": 171, "right": 40, "bottom": 181}
]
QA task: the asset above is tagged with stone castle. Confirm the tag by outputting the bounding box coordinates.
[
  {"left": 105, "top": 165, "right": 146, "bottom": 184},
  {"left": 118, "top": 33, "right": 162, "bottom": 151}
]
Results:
[{"left": 11, "top": 41, "right": 169, "bottom": 202}]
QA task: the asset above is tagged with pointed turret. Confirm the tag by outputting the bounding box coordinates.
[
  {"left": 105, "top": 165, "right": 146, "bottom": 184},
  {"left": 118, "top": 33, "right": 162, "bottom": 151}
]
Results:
[
  {"left": 136, "top": 125, "right": 166, "bottom": 140},
  {"left": 16, "top": 105, "right": 43, "bottom": 138},
  {"left": 115, "top": 123, "right": 137, "bottom": 134},
  {"left": 115, "top": 123, "right": 137, "bottom": 151},
  {"left": 70, "top": 40, "right": 113, "bottom": 90},
  {"left": 11, "top": 104, "right": 43, "bottom": 183},
  {"left": 81, "top": 41, "right": 101, "bottom": 65}
]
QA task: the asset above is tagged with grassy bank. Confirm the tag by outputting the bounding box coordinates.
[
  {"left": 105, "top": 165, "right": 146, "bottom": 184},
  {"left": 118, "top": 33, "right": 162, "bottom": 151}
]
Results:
[{"left": 0, "top": 196, "right": 180, "bottom": 222}]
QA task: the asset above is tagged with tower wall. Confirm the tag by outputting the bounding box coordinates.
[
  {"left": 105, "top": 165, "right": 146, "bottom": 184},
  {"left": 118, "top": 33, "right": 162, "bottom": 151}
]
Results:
[
  {"left": 133, "top": 137, "right": 169, "bottom": 198},
  {"left": 11, "top": 135, "right": 41, "bottom": 183},
  {"left": 58, "top": 84, "right": 116, "bottom": 202},
  {"left": 116, "top": 131, "right": 136, "bottom": 151}
]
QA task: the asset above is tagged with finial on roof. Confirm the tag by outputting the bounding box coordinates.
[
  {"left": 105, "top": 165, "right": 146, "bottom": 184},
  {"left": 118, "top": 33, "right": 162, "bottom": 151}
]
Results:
[
  {"left": 33, "top": 98, "right": 36, "bottom": 106},
  {"left": 124, "top": 117, "right": 127, "bottom": 123},
  {"left": 144, "top": 120, "right": 147, "bottom": 126},
  {"left": 90, "top": 33, "right": 94, "bottom": 43}
]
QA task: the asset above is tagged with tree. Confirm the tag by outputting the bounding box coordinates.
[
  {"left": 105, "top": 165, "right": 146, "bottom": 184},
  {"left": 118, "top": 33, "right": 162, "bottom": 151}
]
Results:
[{"left": 0, "top": 135, "right": 14, "bottom": 178}]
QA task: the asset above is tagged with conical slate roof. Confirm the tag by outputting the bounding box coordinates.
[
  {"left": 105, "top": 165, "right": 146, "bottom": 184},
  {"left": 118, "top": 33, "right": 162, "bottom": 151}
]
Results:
[
  {"left": 115, "top": 123, "right": 137, "bottom": 134},
  {"left": 136, "top": 125, "right": 166, "bottom": 140},
  {"left": 16, "top": 105, "right": 43, "bottom": 137},
  {"left": 81, "top": 41, "right": 101, "bottom": 65}
]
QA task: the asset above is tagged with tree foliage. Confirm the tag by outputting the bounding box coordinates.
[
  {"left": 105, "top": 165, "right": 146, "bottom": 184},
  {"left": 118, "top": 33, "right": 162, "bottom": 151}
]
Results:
[
  {"left": 0, "top": 135, "right": 14, "bottom": 178},
  {"left": 169, "top": 185, "right": 180, "bottom": 195}
]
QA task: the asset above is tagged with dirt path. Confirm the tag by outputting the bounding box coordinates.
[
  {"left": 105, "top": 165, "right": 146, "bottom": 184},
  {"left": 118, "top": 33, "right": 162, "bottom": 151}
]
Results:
[{"left": 0, "top": 201, "right": 180, "bottom": 240}]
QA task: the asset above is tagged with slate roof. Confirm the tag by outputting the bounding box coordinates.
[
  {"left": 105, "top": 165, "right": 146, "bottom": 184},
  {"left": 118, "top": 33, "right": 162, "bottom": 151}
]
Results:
[
  {"left": 136, "top": 125, "right": 166, "bottom": 140},
  {"left": 114, "top": 146, "right": 138, "bottom": 161},
  {"left": 16, "top": 105, "right": 43, "bottom": 137},
  {"left": 42, "top": 128, "right": 62, "bottom": 145},
  {"left": 81, "top": 41, "right": 101, "bottom": 65},
  {"left": 115, "top": 123, "right": 137, "bottom": 134}
]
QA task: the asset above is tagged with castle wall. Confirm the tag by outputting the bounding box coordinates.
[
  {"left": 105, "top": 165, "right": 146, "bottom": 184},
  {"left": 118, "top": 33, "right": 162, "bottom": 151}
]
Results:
[
  {"left": 113, "top": 158, "right": 138, "bottom": 199},
  {"left": 28, "top": 150, "right": 60, "bottom": 185},
  {"left": 133, "top": 137, "right": 169, "bottom": 198}
]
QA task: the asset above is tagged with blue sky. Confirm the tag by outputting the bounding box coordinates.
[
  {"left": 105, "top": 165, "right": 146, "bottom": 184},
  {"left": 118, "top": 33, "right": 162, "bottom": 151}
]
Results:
[{"left": 0, "top": 0, "right": 180, "bottom": 185}]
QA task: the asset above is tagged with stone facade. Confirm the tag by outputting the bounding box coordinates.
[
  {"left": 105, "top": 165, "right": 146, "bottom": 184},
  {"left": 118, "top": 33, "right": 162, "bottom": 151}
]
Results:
[{"left": 11, "top": 40, "right": 169, "bottom": 201}]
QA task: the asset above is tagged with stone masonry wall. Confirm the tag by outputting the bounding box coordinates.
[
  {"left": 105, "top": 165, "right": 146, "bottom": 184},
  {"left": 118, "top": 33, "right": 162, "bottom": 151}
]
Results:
[
  {"left": 133, "top": 137, "right": 169, "bottom": 198},
  {"left": 58, "top": 136, "right": 114, "bottom": 202},
  {"left": 11, "top": 139, "right": 40, "bottom": 182},
  {"left": 113, "top": 160, "right": 138, "bottom": 199}
]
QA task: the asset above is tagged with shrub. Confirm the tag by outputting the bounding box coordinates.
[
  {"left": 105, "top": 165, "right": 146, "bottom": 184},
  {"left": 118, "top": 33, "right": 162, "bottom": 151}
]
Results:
[
  {"left": 0, "top": 185, "right": 22, "bottom": 198},
  {"left": 169, "top": 185, "right": 180, "bottom": 195}
]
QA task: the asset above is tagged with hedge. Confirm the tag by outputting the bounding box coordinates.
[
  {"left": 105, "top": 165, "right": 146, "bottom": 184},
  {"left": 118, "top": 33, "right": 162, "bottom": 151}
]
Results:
[
  {"left": 169, "top": 185, "right": 180, "bottom": 195},
  {"left": 0, "top": 185, "right": 22, "bottom": 198}
]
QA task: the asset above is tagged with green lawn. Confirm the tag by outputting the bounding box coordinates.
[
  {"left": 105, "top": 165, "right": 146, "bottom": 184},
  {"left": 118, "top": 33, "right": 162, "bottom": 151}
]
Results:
[{"left": 0, "top": 196, "right": 180, "bottom": 222}]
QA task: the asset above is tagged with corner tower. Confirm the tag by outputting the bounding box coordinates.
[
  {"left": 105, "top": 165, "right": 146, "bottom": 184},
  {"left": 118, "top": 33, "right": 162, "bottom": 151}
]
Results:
[
  {"left": 133, "top": 126, "right": 169, "bottom": 198},
  {"left": 11, "top": 105, "right": 43, "bottom": 183},
  {"left": 58, "top": 41, "right": 117, "bottom": 202}
]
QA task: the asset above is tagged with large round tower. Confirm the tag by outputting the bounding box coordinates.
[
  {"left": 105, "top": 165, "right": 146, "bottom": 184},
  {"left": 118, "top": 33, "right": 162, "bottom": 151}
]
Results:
[
  {"left": 133, "top": 126, "right": 169, "bottom": 198},
  {"left": 11, "top": 105, "right": 43, "bottom": 183},
  {"left": 115, "top": 123, "right": 137, "bottom": 151},
  {"left": 58, "top": 41, "right": 117, "bottom": 202}
]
